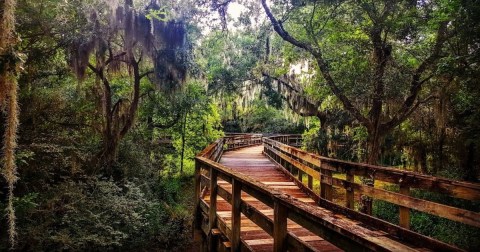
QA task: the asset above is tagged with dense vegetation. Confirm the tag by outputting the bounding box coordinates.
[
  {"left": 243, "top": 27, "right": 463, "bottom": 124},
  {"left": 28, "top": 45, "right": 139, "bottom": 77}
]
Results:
[{"left": 1, "top": 0, "right": 479, "bottom": 251}]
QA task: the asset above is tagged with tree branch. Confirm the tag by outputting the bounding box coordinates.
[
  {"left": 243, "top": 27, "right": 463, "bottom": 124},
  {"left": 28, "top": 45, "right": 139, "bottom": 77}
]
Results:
[
  {"left": 261, "top": 0, "right": 370, "bottom": 127},
  {"left": 261, "top": 0, "right": 316, "bottom": 53},
  {"left": 262, "top": 72, "right": 322, "bottom": 117},
  {"left": 140, "top": 70, "right": 154, "bottom": 79},
  {"left": 383, "top": 22, "right": 450, "bottom": 130},
  {"left": 105, "top": 51, "right": 126, "bottom": 66}
]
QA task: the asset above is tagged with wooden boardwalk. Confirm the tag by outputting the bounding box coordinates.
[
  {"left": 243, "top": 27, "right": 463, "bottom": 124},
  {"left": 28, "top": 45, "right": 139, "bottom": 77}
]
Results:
[
  {"left": 211, "top": 146, "right": 340, "bottom": 251},
  {"left": 203, "top": 146, "right": 429, "bottom": 251},
  {"left": 195, "top": 134, "right": 479, "bottom": 251}
]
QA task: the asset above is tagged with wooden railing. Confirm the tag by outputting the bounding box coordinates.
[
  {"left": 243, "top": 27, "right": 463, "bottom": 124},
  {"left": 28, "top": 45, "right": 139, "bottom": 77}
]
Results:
[
  {"left": 269, "top": 134, "right": 302, "bottom": 148},
  {"left": 264, "top": 135, "right": 480, "bottom": 230},
  {"left": 224, "top": 133, "right": 263, "bottom": 150},
  {"left": 193, "top": 134, "right": 469, "bottom": 252}
]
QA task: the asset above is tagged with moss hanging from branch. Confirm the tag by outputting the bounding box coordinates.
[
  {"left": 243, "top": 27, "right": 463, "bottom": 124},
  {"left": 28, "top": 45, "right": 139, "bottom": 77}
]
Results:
[
  {"left": 68, "top": 0, "right": 188, "bottom": 89},
  {"left": 66, "top": 0, "right": 189, "bottom": 169},
  {"left": 0, "top": 0, "right": 21, "bottom": 248}
]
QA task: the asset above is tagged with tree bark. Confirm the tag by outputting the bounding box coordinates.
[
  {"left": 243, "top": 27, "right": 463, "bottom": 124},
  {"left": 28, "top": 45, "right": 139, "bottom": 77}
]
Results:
[
  {"left": 366, "top": 128, "right": 384, "bottom": 165},
  {"left": 89, "top": 56, "right": 144, "bottom": 175}
]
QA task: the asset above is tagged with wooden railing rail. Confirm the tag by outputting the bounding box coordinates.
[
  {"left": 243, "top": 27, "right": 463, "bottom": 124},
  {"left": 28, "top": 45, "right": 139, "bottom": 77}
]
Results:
[
  {"left": 196, "top": 156, "right": 416, "bottom": 251},
  {"left": 224, "top": 133, "right": 263, "bottom": 150},
  {"left": 263, "top": 136, "right": 480, "bottom": 230},
  {"left": 270, "top": 134, "right": 302, "bottom": 147}
]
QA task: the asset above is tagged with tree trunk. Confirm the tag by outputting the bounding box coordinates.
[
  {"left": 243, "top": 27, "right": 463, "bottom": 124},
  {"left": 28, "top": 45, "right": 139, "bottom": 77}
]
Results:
[
  {"left": 317, "top": 114, "right": 328, "bottom": 156},
  {"left": 101, "top": 128, "right": 119, "bottom": 172},
  {"left": 419, "top": 148, "right": 428, "bottom": 174},
  {"left": 366, "top": 133, "right": 382, "bottom": 165},
  {"left": 180, "top": 112, "right": 188, "bottom": 174},
  {"left": 360, "top": 128, "right": 384, "bottom": 215},
  {"left": 90, "top": 56, "right": 142, "bottom": 174}
]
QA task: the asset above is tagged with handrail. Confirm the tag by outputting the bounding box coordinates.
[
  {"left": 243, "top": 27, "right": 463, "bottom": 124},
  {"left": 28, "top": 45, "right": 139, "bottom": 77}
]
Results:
[
  {"left": 264, "top": 135, "right": 480, "bottom": 229},
  {"left": 194, "top": 134, "right": 465, "bottom": 251},
  {"left": 224, "top": 133, "right": 263, "bottom": 150}
]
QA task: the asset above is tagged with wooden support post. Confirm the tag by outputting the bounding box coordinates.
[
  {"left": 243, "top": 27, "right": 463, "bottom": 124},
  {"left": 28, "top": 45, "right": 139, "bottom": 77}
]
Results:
[
  {"left": 194, "top": 161, "right": 201, "bottom": 208},
  {"left": 298, "top": 170, "right": 303, "bottom": 183},
  {"left": 209, "top": 167, "right": 218, "bottom": 250},
  {"left": 231, "top": 179, "right": 242, "bottom": 251},
  {"left": 194, "top": 161, "right": 202, "bottom": 232},
  {"left": 360, "top": 175, "right": 374, "bottom": 215},
  {"left": 346, "top": 170, "right": 354, "bottom": 209},
  {"left": 308, "top": 175, "right": 313, "bottom": 189},
  {"left": 399, "top": 184, "right": 411, "bottom": 229},
  {"left": 273, "top": 201, "right": 288, "bottom": 252},
  {"left": 320, "top": 168, "right": 333, "bottom": 201}
]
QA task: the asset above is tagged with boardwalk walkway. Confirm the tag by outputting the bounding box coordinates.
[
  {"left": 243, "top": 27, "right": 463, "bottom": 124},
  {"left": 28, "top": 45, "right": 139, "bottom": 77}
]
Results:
[
  {"left": 204, "top": 145, "right": 430, "bottom": 251},
  {"left": 195, "top": 134, "right": 479, "bottom": 251},
  {"left": 215, "top": 146, "right": 340, "bottom": 251}
]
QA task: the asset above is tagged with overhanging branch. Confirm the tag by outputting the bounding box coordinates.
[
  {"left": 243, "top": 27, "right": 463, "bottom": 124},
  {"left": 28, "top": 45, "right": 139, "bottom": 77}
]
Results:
[
  {"left": 261, "top": 0, "right": 369, "bottom": 127},
  {"left": 383, "top": 22, "right": 450, "bottom": 130}
]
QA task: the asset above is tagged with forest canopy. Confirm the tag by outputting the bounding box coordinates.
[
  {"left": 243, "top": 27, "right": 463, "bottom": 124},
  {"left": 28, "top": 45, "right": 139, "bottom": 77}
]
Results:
[{"left": 1, "top": 0, "right": 479, "bottom": 251}]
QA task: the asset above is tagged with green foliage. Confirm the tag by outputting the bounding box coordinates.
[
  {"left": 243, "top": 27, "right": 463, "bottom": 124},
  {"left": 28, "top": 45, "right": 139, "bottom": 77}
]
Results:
[
  {"left": 10, "top": 178, "right": 192, "bottom": 251},
  {"left": 146, "top": 8, "right": 169, "bottom": 22},
  {"left": 2, "top": 0, "right": 479, "bottom": 251},
  {"left": 373, "top": 185, "right": 480, "bottom": 250},
  {"left": 199, "top": 31, "right": 264, "bottom": 95},
  {"left": 373, "top": 200, "right": 399, "bottom": 225},
  {"left": 239, "top": 99, "right": 305, "bottom": 133},
  {"left": 302, "top": 117, "right": 326, "bottom": 153},
  {"left": 142, "top": 81, "right": 223, "bottom": 174}
]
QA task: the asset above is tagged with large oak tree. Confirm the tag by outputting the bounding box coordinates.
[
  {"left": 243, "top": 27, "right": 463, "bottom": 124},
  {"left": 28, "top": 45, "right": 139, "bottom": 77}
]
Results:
[{"left": 69, "top": 0, "right": 188, "bottom": 171}]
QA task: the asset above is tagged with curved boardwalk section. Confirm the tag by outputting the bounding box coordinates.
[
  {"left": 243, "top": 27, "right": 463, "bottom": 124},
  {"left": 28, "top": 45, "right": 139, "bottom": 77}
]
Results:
[
  {"left": 200, "top": 145, "right": 437, "bottom": 251},
  {"left": 217, "top": 146, "right": 339, "bottom": 251}
]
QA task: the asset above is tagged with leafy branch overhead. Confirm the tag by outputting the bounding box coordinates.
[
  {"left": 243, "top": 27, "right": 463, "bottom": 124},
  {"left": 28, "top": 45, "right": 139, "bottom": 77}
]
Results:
[{"left": 260, "top": 0, "right": 454, "bottom": 164}]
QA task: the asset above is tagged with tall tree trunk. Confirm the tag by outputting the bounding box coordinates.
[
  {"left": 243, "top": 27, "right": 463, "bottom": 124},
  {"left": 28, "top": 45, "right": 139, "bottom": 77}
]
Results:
[
  {"left": 361, "top": 127, "right": 384, "bottom": 214},
  {"left": 366, "top": 130, "right": 383, "bottom": 165},
  {"left": 90, "top": 56, "right": 142, "bottom": 174},
  {"left": 317, "top": 113, "right": 328, "bottom": 156},
  {"left": 0, "top": 0, "right": 20, "bottom": 247}
]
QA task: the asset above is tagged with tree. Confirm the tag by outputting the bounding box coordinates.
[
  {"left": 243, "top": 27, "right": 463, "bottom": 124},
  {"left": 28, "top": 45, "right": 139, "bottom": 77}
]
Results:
[
  {"left": 0, "top": 0, "right": 22, "bottom": 247},
  {"left": 261, "top": 0, "right": 454, "bottom": 165},
  {"left": 68, "top": 0, "right": 188, "bottom": 171}
]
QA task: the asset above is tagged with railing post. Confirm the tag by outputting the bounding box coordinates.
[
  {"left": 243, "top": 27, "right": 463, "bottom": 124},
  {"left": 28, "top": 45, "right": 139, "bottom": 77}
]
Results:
[
  {"left": 209, "top": 167, "right": 218, "bottom": 250},
  {"left": 308, "top": 174, "right": 313, "bottom": 189},
  {"left": 360, "top": 175, "right": 374, "bottom": 215},
  {"left": 273, "top": 200, "right": 288, "bottom": 252},
  {"left": 194, "top": 160, "right": 201, "bottom": 208},
  {"left": 399, "top": 183, "right": 411, "bottom": 229},
  {"left": 298, "top": 169, "right": 303, "bottom": 183},
  {"left": 346, "top": 169, "right": 354, "bottom": 209},
  {"left": 320, "top": 167, "right": 333, "bottom": 201},
  {"left": 231, "top": 179, "right": 242, "bottom": 251},
  {"left": 194, "top": 160, "right": 202, "bottom": 233}
]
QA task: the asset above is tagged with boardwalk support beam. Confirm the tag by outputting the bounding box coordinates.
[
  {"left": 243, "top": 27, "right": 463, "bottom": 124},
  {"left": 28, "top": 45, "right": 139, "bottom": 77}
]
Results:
[
  {"left": 273, "top": 201, "right": 288, "bottom": 252},
  {"left": 231, "top": 179, "right": 242, "bottom": 251}
]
